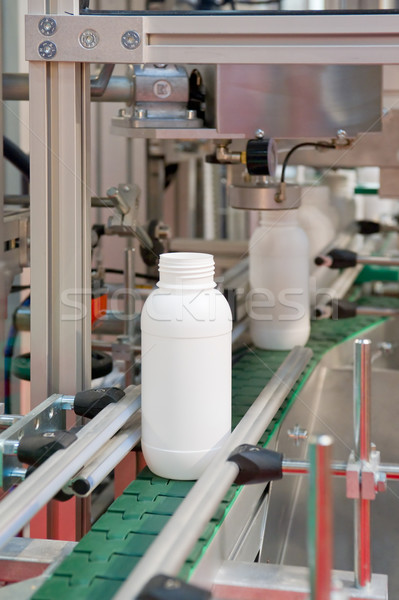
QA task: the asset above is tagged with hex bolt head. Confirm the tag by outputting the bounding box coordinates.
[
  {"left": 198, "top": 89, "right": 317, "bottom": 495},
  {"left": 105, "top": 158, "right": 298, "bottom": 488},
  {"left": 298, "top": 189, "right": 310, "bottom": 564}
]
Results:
[
  {"left": 38, "top": 41, "right": 57, "bottom": 60},
  {"left": 38, "top": 17, "right": 57, "bottom": 36},
  {"left": 121, "top": 30, "right": 141, "bottom": 50},
  {"left": 79, "top": 29, "right": 99, "bottom": 49}
]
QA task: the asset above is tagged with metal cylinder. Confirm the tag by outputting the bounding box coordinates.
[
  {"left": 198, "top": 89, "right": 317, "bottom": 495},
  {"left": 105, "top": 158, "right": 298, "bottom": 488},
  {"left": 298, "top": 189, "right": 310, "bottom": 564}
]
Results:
[
  {"left": 353, "top": 339, "right": 371, "bottom": 462},
  {"left": 357, "top": 255, "right": 399, "bottom": 267},
  {"left": 2, "top": 73, "right": 133, "bottom": 103},
  {"left": 308, "top": 434, "right": 334, "bottom": 600},
  {"left": 124, "top": 246, "right": 136, "bottom": 340},
  {"left": 356, "top": 306, "right": 399, "bottom": 317},
  {"left": 72, "top": 412, "right": 141, "bottom": 497},
  {"left": 353, "top": 339, "right": 372, "bottom": 589},
  {"left": 15, "top": 306, "right": 126, "bottom": 336}
]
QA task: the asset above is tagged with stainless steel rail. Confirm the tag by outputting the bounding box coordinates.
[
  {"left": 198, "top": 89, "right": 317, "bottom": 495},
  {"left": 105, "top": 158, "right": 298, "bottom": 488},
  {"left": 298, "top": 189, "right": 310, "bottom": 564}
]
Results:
[
  {"left": 113, "top": 346, "right": 312, "bottom": 600},
  {"left": 0, "top": 386, "right": 141, "bottom": 550},
  {"left": 71, "top": 412, "right": 141, "bottom": 498}
]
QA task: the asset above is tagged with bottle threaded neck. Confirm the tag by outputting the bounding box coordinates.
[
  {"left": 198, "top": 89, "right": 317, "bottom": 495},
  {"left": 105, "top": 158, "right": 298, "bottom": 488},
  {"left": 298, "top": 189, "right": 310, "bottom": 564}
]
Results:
[{"left": 158, "top": 252, "right": 216, "bottom": 289}]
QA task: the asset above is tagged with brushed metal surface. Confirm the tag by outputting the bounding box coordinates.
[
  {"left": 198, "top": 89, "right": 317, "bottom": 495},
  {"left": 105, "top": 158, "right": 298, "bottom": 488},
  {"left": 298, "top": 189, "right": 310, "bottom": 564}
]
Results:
[
  {"left": 262, "top": 319, "right": 399, "bottom": 597},
  {"left": 217, "top": 65, "right": 381, "bottom": 138}
]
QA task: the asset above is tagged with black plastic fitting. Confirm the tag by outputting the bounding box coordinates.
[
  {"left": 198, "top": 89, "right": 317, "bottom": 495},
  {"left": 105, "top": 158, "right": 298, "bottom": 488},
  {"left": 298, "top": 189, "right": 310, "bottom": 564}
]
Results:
[
  {"left": 228, "top": 443, "right": 283, "bottom": 485},
  {"left": 73, "top": 387, "right": 125, "bottom": 419}
]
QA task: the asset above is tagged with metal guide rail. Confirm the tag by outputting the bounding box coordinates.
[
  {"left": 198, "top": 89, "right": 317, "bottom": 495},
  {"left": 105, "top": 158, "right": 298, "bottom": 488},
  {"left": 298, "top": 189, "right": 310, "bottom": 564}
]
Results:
[
  {"left": 25, "top": 11, "right": 399, "bottom": 65},
  {"left": 30, "top": 302, "right": 392, "bottom": 600}
]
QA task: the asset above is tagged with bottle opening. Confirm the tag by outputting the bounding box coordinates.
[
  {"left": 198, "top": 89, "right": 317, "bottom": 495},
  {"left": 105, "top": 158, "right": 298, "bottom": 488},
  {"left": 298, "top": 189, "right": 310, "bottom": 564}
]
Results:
[{"left": 158, "top": 252, "right": 216, "bottom": 290}]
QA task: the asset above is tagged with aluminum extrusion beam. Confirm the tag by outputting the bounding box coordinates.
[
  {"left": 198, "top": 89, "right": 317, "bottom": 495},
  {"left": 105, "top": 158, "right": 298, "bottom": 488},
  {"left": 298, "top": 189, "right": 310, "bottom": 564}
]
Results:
[
  {"left": 26, "top": 13, "right": 399, "bottom": 65},
  {"left": 0, "top": 386, "right": 141, "bottom": 550},
  {"left": 113, "top": 346, "right": 312, "bottom": 600},
  {"left": 28, "top": 0, "right": 91, "bottom": 404}
]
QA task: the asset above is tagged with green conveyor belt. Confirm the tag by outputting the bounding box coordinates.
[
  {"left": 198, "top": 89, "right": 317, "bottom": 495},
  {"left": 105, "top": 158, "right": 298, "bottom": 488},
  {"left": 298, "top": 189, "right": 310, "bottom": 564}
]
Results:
[{"left": 32, "top": 297, "right": 398, "bottom": 600}]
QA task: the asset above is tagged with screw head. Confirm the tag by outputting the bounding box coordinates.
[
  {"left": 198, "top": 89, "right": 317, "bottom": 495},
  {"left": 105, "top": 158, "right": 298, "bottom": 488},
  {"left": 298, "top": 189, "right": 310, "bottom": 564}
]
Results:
[
  {"left": 79, "top": 29, "right": 99, "bottom": 49},
  {"left": 121, "top": 30, "right": 141, "bottom": 50},
  {"left": 38, "top": 41, "right": 57, "bottom": 59},
  {"left": 38, "top": 17, "right": 57, "bottom": 36}
]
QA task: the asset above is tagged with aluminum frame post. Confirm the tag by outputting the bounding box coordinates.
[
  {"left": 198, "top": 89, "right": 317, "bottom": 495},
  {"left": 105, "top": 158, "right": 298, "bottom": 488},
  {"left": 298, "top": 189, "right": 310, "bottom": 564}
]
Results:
[{"left": 28, "top": 0, "right": 91, "bottom": 405}]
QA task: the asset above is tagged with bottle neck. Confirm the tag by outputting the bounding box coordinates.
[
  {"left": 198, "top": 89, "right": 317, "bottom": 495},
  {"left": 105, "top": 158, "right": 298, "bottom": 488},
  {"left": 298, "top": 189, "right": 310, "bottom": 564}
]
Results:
[
  {"left": 259, "top": 209, "right": 299, "bottom": 227},
  {"left": 158, "top": 252, "right": 216, "bottom": 290}
]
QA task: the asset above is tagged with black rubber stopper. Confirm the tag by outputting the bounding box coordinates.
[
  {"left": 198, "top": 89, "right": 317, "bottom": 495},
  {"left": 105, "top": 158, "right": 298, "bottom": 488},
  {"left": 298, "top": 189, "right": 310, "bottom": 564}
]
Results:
[
  {"left": 315, "top": 248, "right": 358, "bottom": 269},
  {"left": 330, "top": 299, "right": 357, "bottom": 320},
  {"left": 91, "top": 351, "right": 113, "bottom": 379},
  {"left": 356, "top": 220, "right": 381, "bottom": 235},
  {"left": 18, "top": 430, "right": 78, "bottom": 467},
  {"left": 246, "top": 138, "right": 277, "bottom": 177},
  {"left": 73, "top": 387, "right": 125, "bottom": 419},
  {"left": 228, "top": 444, "right": 283, "bottom": 485},
  {"left": 137, "top": 575, "right": 211, "bottom": 600}
]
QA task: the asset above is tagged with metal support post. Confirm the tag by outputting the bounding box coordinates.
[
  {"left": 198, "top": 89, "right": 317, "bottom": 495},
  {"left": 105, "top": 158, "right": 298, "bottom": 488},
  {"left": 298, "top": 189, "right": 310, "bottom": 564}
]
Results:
[
  {"left": 308, "top": 435, "right": 334, "bottom": 600},
  {"left": 353, "top": 339, "right": 372, "bottom": 589},
  {"left": 28, "top": 0, "right": 91, "bottom": 406},
  {"left": 124, "top": 245, "right": 136, "bottom": 340}
]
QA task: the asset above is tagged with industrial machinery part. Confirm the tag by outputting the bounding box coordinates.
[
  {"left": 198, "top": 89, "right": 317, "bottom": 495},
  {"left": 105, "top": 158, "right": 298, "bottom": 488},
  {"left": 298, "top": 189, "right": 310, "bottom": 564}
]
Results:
[
  {"left": 0, "top": 386, "right": 141, "bottom": 548},
  {"left": 229, "top": 183, "right": 301, "bottom": 211},
  {"left": 315, "top": 300, "right": 399, "bottom": 321},
  {"left": 112, "top": 64, "right": 203, "bottom": 131},
  {"left": 316, "top": 248, "right": 399, "bottom": 269},
  {"left": 113, "top": 346, "right": 312, "bottom": 598},
  {"left": 2, "top": 67, "right": 134, "bottom": 103},
  {"left": 206, "top": 137, "right": 277, "bottom": 175}
]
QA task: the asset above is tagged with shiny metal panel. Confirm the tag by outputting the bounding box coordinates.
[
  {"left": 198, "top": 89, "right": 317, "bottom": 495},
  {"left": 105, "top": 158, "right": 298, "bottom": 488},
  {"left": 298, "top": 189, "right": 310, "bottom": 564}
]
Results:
[
  {"left": 262, "top": 319, "right": 399, "bottom": 597},
  {"left": 217, "top": 65, "right": 381, "bottom": 138}
]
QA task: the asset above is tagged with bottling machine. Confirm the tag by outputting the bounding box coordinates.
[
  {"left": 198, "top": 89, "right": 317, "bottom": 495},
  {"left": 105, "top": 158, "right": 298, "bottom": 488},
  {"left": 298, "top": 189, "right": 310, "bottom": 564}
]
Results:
[{"left": 1, "top": 1, "right": 399, "bottom": 599}]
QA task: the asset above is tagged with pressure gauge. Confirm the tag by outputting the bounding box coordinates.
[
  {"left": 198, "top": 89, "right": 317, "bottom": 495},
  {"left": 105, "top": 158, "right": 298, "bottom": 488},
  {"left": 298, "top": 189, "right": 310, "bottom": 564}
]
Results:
[{"left": 246, "top": 137, "right": 277, "bottom": 177}]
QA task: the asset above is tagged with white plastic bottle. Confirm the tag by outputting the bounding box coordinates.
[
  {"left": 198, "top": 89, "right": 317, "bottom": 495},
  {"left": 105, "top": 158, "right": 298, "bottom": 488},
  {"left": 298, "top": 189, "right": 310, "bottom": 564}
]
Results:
[
  {"left": 141, "top": 252, "right": 232, "bottom": 480},
  {"left": 249, "top": 210, "right": 310, "bottom": 350}
]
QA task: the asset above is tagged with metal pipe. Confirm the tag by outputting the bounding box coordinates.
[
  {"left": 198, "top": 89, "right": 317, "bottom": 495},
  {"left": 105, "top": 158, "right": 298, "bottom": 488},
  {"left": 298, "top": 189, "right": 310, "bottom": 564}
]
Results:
[
  {"left": 71, "top": 412, "right": 141, "bottom": 497},
  {"left": 356, "top": 306, "right": 399, "bottom": 317},
  {"left": 113, "top": 346, "right": 312, "bottom": 600},
  {"left": 2, "top": 72, "right": 133, "bottom": 103},
  {"left": 90, "top": 64, "right": 115, "bottom": 98},
  {"left": 4, "top": 195, "right": 122, "bottom": 209},
  {"left": 15, "top": 306, "right": 126, "bottom": 335},
  {"left": 354, "top": 339, "right": 371, "bottom": 462},
  {"left": 308, "top": 434, "right": 334, "bottom": 600},
  {"left": 353, "top": 339, "right": 372, "bottom": 589},
  {"left": 124, "top": 246, "right": 136, "bottom": 340},
  {"left": 0, "top": 386, "right": 141, "bottom": 550},
  {"left": 0, "top": 415, "right": 22, "bottom": 428},
  {"left": 282, "top": 458, "right": 399, "bottom": 480},
  {"left": 357, "top": 255, "right": 399, "bottom": 267}
]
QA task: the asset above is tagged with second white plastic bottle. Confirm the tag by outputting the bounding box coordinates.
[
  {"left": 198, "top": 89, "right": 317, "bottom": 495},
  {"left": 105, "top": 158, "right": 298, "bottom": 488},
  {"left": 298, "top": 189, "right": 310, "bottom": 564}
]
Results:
[
  {"left": 249, "top": 209, "right": 310, "bottom": 350},
  {"left": 141, "top": 252, "right": 232, "bottom": 480}
]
